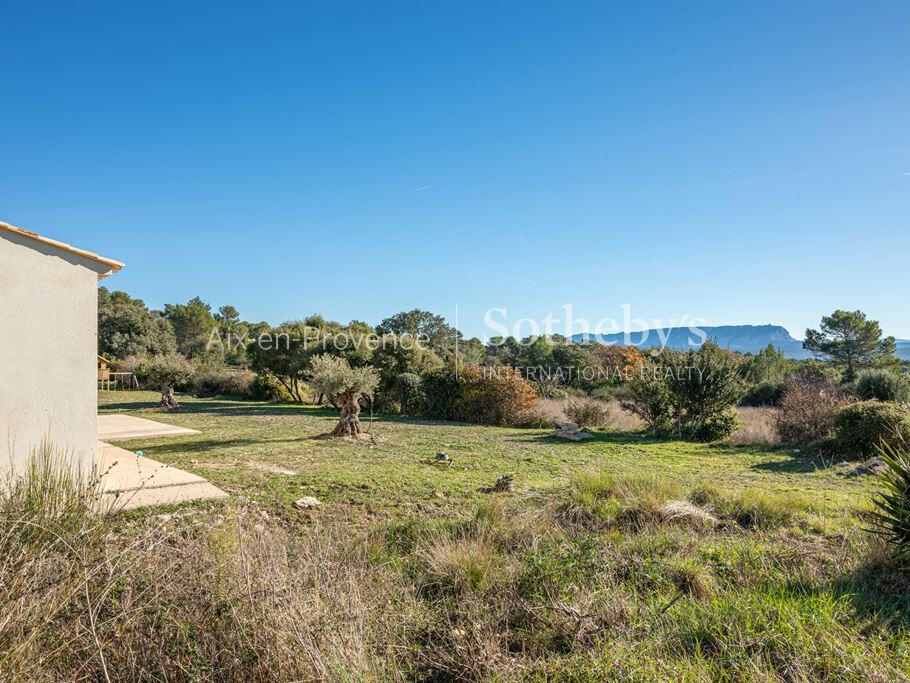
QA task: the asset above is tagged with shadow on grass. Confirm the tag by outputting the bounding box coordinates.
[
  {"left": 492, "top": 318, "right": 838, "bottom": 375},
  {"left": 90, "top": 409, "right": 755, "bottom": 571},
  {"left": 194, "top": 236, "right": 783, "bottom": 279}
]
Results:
[
  {"left": 133, "top": 436, "right": 309, "bottom": 454},
  {"left": 833, "top": 556, "right": 910, "bottom": 630},
  {"left": 787, "top": 552, "right": 910, "bottom": 631},
  {"left": 99, "top": 399, "right": 340, "bottom": 418},
  {"left": 507, "top": 430, "right": 665, "bottom": 446},
  {"left": 750, "top": 455, "right": 834, "bottom": 474}
]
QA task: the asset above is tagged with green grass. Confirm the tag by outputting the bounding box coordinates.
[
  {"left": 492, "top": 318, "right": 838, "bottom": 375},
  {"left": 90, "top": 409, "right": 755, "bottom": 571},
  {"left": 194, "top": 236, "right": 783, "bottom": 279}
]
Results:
[
  {"left": 99, "top": 391, "right": 868, "bottom": 523},
  {"left": 91, "top": 391, "right": 910, "bottom": 680}
]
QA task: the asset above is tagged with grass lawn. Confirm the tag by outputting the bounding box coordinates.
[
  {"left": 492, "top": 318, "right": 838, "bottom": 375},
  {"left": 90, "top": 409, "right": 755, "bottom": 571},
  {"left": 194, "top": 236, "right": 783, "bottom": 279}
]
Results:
[
  {"left": 89, "top": 391, "right": 910, "bottom": 680},
  {"left": 99, "top": 391, "right": 869, "bottom": 523}
]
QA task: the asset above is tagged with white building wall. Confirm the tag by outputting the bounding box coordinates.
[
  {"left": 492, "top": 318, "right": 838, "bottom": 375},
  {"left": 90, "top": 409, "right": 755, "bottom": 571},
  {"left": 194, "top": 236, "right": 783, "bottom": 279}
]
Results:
[{"left": 0, "top": 230, "right": 106, "bottom": 476}]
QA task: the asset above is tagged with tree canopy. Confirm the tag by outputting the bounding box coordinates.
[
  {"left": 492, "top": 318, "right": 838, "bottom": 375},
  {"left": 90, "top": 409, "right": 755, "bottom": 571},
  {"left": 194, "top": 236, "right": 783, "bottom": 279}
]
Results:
[
  {"left": 162, "top": 297, "right": 218, "bottom": 359},
  {"left": 804, "top": 309, "right": 896, "bottom": 381},
  {"left": 376, "top": 309, "right": 460, "bottom": 360},
  {"left": 98, "top": 287, "right": 176, "bottom": 359}
]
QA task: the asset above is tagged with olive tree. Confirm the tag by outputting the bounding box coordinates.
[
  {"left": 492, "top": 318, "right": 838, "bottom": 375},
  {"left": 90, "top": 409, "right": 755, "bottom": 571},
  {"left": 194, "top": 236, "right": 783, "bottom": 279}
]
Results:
[
  {"left": 308, "top": 354, "right": 379, "bottom": 436},
  {"left": 138, "top": 354, "right": 194, "bottom": 408}
]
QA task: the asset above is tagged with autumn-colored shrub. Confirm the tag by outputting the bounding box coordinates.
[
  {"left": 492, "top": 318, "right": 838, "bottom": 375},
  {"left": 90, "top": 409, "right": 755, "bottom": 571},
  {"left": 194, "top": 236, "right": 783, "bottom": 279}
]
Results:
[
  {"left": 592, "top": 345, "right": 645, "bottom": 381},
  {"left": 775, "top": 379, "right": 849, "bottom": 446},
  {"left": 420, "top": 365, "right": 538, "bottom": 426},
  {"left": 455, "top": 366, "right": 539, "bottom": 426}
]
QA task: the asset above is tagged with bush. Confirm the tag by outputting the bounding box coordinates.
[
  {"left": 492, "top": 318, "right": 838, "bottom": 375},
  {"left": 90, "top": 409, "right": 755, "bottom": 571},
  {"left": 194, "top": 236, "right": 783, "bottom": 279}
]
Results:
[
  {"left": 590, "top": 383, "right": 632, "bottom": 402},
  {"left": 775, "top": 380, "right": 849, "bottom": 446},
  {"left": 193, "top": 368, "right": 254, "bottom": 397},
  {"left": 694, "top": 408, "right": 739, "bottom": 442},
  {"left": 395, "top": 372, "right": 425, "bottom": 416},
  {"left": 621, "top": 343, "right": 745, "bottom": 441},
  {"left": 454, "top": 366, "right": 539, "bottom": 427},
  {"left": 250, "top": 372, "right": 294, "bottom": 402},
  {"left": 834, "top": 401, "right": 910, "bottom": 459},
  {"left": 420, "top": 365, "right": 538, "bottom": 426},
  {"left": 541, "top": 387, "right": 569, "bottom": 400},
  {"left": 740, "top": 381, "right": 785, "bottom": 407},
  {"left": 421, "top": 366, "right": 462, "bottom": 421},
  {"left": 787, "top": 360, "right": 843, "bottom": 387},
  {"left": 565, "top": 398, "right": 610, "bottom": 429},
  {"left": 852, "top": 370, "right": 910, "bottom": 403}
]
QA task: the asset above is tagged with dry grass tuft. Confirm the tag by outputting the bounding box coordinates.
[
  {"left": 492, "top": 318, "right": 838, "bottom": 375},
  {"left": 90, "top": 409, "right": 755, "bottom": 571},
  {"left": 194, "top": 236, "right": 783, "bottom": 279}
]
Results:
[
  {"left": 731, "top": 407, "right": 782, "bottom": 446},
  {"left": 659, "top": 500, "right": 718, "bottom": 528},
  {"left": 536, "top": 397, "right": 643, "bottom": 431},
  {"left": 0, "top": 447, "right": 421, "bottom": 681}
]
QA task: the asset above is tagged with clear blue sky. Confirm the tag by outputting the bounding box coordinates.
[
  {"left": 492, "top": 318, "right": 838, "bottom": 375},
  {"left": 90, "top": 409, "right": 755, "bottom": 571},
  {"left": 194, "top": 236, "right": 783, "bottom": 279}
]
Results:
[{"left": 3, "top": 1, "right": 909, "bottom": 340}]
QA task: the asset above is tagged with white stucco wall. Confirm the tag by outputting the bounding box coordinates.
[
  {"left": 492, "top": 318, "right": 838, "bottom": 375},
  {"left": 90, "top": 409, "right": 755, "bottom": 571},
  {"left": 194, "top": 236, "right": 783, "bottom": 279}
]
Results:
[{"left": 0, "top": 230, "right": 110, "bottom": 477}]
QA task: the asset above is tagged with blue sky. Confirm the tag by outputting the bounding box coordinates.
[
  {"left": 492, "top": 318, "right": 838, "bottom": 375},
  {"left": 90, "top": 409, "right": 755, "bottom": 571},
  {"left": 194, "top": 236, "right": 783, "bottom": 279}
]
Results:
[{"left": 2, "top": 1, "right": 909, "bottom": 340}]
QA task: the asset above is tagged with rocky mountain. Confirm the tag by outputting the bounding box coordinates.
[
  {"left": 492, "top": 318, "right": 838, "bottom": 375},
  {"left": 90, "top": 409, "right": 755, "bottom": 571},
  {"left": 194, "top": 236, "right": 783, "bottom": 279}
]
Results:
[{"left": 573, "top": 324, "right": 910, "bottom": 360}]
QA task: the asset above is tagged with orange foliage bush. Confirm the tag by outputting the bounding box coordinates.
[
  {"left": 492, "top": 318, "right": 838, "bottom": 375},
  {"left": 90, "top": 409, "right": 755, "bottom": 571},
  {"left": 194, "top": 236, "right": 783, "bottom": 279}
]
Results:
[
  {"left": 454, "top": 365, "right": 539, "bottom": 426},
  {"left": 592, "top": 345, "right": 645, "bottom": 380}
]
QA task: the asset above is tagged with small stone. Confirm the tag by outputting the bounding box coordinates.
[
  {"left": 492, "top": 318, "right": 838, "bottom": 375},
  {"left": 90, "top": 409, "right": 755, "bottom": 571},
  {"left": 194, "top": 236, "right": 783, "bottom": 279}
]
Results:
[
  {"left": 294, "top": 496, "right": 321, "bottom": 510},
  {"left": 433, "top": 490, "right": 445, "bottom": 499},
  {"left": 847, "top": 456, "right": 886, "bottom": 478},
  {"left": 557, "top": 421, "right": 579, "bottom": 431}
]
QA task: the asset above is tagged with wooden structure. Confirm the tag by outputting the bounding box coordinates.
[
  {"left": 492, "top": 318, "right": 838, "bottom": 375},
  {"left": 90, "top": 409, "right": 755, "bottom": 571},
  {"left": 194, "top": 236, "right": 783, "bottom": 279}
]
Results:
[
  {"left": 98, "top": 355, "right": 110, "bottom": 382},
  {"left": 97, "top": 356, "right": 139, "bottom": 390}
]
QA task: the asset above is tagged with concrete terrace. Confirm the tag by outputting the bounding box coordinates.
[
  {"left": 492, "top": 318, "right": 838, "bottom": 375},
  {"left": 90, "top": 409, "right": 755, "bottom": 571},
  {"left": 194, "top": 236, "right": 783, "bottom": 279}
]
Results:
[{"left": 98, "top": 414, "right": 226, "bottom": 510}]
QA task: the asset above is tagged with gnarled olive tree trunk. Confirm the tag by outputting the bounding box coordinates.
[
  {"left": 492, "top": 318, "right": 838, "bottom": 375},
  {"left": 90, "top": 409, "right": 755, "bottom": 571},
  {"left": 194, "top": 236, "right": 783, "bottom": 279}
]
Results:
[
  {"left": 330, "top": 391, "right": 362, "bottom": 436},
  {"left": 159, "top": 385, "right": 180, "bottom": 408}
]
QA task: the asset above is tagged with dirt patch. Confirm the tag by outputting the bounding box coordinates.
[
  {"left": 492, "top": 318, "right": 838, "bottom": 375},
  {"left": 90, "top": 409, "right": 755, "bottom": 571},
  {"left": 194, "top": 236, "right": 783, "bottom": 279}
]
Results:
[{"left": 250, "top": 461, "right": 298, "bottom": 476}]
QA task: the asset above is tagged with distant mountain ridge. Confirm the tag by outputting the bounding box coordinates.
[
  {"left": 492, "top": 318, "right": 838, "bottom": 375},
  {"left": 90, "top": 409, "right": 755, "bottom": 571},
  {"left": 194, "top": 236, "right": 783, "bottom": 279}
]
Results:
[{"left": 572, "top": 324, "right": 910, "bottom": 360}]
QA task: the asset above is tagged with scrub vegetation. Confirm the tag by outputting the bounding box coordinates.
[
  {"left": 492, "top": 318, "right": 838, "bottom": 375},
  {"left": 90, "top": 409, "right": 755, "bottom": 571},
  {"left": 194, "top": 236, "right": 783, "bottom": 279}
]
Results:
[{"left": 1, "top": 393, "right": 897, "bottom": 680}]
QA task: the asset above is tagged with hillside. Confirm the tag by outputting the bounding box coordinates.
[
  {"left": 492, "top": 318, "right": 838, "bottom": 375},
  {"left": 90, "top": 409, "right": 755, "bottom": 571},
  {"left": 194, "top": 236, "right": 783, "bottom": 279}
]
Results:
[{"left": 573, "top": 324, "right": 910, "bottom": 359}]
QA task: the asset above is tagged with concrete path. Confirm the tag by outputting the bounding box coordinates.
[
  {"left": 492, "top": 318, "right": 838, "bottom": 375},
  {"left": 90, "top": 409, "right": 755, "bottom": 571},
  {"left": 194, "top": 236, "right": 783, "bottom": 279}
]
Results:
[
  {"left": 98, "top": 442, "right": 227, "bottom": 510},
  {"left": 98, "top": 413, "right": 200, "bottom": 441},
  {"left": 97, "top": 415, "right": 225, "bottom": 510}
]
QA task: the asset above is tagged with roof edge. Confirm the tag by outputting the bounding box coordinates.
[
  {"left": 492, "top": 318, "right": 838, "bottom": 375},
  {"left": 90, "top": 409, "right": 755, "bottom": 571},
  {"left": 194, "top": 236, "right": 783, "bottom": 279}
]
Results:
[{"left": 0, "top": 221, "right": 124, "bottom": 278}]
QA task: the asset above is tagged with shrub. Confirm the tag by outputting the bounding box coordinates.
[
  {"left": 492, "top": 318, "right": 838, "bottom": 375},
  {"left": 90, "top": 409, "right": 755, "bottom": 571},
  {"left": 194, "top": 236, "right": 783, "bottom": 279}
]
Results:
[
  {"left": 395, "top": 372, "right": 425, "bottom": 416},
  {"left": 590, "top": 383, "right": 632, "bottom": 402},
  {"left": 565, "top": 398, "right": 610, "bottom": 429},
  {"left": 454, "top": 366, "right": 539, "bottom": 427},
  {"left": 775, "top": 379, "right": 849, "bottom": 445},
  {"left": 870, "top": 442, "right": 910, "bottom": 564},
  {"left": 786, "top": 359, "right": 842, "bottom": 387},
  {"left": 249, "top": 372, "right": 294, "bottom": 401},
  {"left": 193, "top": 368, "right": 254, "bottom": 397},
  {"left": 621, "top": 343, "right": 745, "bottom": 441},
  {"left": 834, "top": 401, "right": 910, "bottom": 459},
  {"left": 420, "top": 365, "right": 538, "bottom": 427},
  {"left": 694, "top": 408, "right": 739, "bottom": 442},
  {"left": 420, "top": 366, "right": 462, "bottom": 421},
  {"left": 852, "top": 369, "right": 910, "bottom": 403},
  {"left": 740, "top": 381, "right": 785, "bottom": 407}
]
